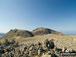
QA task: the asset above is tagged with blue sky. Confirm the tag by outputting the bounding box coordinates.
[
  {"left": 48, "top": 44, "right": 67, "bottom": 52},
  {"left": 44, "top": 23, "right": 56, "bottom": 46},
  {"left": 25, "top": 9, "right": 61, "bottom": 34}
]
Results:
[{"left": 0, "top": 0, "right": 76, "bottom": 33}]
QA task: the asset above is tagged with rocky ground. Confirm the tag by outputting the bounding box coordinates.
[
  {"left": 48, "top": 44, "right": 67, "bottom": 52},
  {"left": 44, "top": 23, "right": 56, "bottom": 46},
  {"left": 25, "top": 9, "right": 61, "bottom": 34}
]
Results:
[
  {"left": 18, "top": 34, "right": 76, "bottom": 50},
  {"left": 0, "top": 34, "right": 76, "bottom": 57}
]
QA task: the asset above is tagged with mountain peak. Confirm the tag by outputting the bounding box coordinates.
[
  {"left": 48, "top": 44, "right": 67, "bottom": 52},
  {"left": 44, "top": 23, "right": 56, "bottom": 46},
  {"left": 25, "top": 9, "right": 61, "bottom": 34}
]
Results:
[{"left": 32, "top": 27, "right": 63, "bottom": 35}]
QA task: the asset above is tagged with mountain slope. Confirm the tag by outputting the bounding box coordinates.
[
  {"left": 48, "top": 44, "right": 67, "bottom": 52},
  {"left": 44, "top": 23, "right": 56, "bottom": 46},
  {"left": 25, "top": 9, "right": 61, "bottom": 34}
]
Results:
[
  {"left": 32, "top": 27, "right": 63, "bottom": 35},
  {"left": 2, "top": 29, "right": 34, "bottom": 39}
]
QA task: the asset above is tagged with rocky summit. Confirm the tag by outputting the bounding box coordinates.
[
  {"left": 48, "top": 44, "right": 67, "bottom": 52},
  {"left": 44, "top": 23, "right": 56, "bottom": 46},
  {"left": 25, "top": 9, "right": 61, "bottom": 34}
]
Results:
[
  {"left": 0, "top": 39, "right": 76, "bottom": 57},
  {"left": 32, "top": 27, "right": 63, "bottom": 36}
]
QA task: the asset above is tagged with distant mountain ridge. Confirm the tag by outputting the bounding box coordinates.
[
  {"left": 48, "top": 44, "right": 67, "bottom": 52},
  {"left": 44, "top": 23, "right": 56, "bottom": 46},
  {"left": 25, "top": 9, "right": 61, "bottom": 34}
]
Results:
[
  {"left": 0, "top": 33, "right": 5, "bottom": 37},
  {"left": 2, "top": 27, "right": 63, "bottom": 39},
  {"left": 62, "top": 31, "right": 76, "bottom": 36}
]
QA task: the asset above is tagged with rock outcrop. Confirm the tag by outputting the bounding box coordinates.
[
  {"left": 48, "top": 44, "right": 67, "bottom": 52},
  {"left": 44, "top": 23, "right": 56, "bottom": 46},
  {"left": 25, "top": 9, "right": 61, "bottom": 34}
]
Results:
[{"left": 32, "top": 27, "right": 63, "bottom": 35}]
